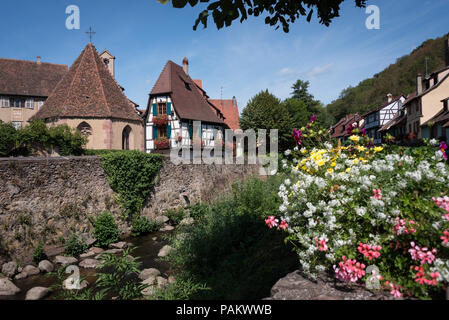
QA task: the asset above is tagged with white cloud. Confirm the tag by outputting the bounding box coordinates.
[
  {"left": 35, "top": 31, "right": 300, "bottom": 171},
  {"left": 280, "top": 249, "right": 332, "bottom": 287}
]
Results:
[{"left": 305, "top": 63, "right": 334, "bottom": 78}]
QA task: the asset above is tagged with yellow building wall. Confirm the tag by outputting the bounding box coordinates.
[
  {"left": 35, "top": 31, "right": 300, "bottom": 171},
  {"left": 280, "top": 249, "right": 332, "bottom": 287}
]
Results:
[
  {"left": 57, "top": 118, "right": 144, "bottom": 151},
  {"left": 0, "top": 99, "right": 45, "bottom": 126},
  {"left": 421, "top": 77, "right": 449, "bottom": 124}
]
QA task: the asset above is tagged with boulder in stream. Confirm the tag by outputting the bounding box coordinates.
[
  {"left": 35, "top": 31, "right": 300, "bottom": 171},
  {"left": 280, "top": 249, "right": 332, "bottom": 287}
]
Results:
[
  {"left": 0, "top": 278, "right": 21, "bottom": 296},
  {"left": 157, "top": 245, "right": 173, "bottom": 257},
  {"left": 55, "top": 256, "right": 78, "bottom": 266},
  {"left": 38, "top": 260, "right": 54, "bottom": 273},
  {"left": 25, "top": 287, "right": 51, "bottom": 300},
  {"left": 139, "top": 268, "right": 161, "bottom": 281},
  {"left": 79, "top": 259, "right": 99, "bottom": 269},
  {"left": 109, "top": 242, "right": 128, "bottom": 250},
  {"left": 1, "top": 262, "right": 18, "bottom": 278},
  {"left": 23, "top": 265, "right": 40, "bottom": 276}
]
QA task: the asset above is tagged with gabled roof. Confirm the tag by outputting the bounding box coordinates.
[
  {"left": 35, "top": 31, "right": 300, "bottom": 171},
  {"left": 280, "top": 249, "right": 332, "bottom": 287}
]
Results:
[
  {"left": 362, "top": 95, "right": 405, "bottom": 117},
  {"left": 0, "top": 58, "right": 67, "bottom": 97},
  {"left": 209, "top": 99, "right": 241, "bottom": 130},
  {"left": 150, "top": 60, "right": 225, "bottom": 125},
  {"left": 31, "top": 43, "right": 142, "bottom": 122},
  {"left": 379, "top": 112, "right": 407, "bottom": 132},
  {"left": 405, "top": 72, "right": 449, "bottom": 105},
  {"left": 330, "top": 113, "right": 362, "bottom": 139}
]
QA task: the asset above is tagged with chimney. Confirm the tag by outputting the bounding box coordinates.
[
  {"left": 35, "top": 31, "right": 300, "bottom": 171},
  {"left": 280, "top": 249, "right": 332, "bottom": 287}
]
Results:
[
  {"left": 232, "top": 96, "right": 236, "bottom": 107},
  {"left": 446, "top": 38, "right": 449, "bottom": 67},
  {"left": 387, "top": 93, "right": 393, "bottom": 103},
  {"left": 36, "top": 56, "right": 41, "bottom": 64},
  {"left": 182, "top": 57, "right": 189, "bottom": 75},
  {"left": 417, "top": 73, "right": 423, "bottom": 95}
]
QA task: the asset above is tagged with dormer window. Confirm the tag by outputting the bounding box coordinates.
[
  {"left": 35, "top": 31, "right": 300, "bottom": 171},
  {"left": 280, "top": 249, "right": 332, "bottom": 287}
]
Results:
[
  {"left": 185, "top": 82, "right": 191, "bottom": 91},
  {"left": 104, "top": 58, "right": 109, "bottom": 67}
]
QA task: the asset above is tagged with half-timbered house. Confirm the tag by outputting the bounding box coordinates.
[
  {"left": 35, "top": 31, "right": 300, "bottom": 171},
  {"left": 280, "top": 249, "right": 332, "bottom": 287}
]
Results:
[
  {"left": 362, "top": 94, "right": 406, "bottom": 144},
  {"left": 144, "top": 58, "right": 228, "bottom": 153}
]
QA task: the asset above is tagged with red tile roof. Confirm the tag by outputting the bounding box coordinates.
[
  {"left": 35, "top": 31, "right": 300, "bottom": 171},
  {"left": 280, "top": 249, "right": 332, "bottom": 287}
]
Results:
[
  {"left": 150, "top": 60, "right": 226, "bottom": 125},
  {"left": 209, "top": 99, "right": 240, "bottom": 130},
  {"left": 0, "top": 58, "right": 67, "bottom": 97},
  {"left": 31, "top": 43, "right": 142, "bottom": 122},
  {"left": 330, "top": 113, "right": 362, "bottom": 139}
]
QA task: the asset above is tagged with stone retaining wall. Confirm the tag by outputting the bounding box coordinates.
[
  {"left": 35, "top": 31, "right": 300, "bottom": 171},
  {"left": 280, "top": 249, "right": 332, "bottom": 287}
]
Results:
[{"left": 0, "top": 156, "right": 260, "bottom": 264}]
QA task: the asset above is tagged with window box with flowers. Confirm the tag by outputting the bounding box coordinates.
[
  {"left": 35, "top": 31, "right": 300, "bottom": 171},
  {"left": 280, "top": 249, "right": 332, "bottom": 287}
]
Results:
[
  {"left": 153, "top": 114, "right": 169, "bottom": 127},
  {"left": 155, "top": 137, "right": 170, "bottom": 150}
]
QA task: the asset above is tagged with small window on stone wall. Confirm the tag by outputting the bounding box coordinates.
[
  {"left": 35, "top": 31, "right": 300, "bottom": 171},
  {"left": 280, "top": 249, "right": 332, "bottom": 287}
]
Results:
[{"left": 77, "top": 122, "right": 92, "bottom": 136}]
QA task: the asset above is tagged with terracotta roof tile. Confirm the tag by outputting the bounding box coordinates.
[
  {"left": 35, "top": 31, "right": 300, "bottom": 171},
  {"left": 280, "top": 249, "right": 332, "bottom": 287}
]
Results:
[
  {"left": 209, "top": 99, "right": 240, "bottom": 130},
  {"left": 150, "top": 60, "right": 225, "bottom": 125},
  {"left": 0, "top": 58, "right": 67, "bottom": 97},
  {"left": 31, "top": 43, "right": 141, "bottom": 122}
]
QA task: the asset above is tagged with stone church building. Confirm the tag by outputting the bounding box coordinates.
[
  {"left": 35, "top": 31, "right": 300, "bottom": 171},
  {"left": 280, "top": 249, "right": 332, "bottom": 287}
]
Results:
[{"left": 31, "top": 43, "right": 144, "bottom": 151}]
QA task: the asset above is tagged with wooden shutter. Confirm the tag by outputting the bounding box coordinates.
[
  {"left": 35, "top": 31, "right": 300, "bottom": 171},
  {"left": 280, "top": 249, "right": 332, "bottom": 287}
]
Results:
[
  {"left": 167, "top": 102, "right": 172, "bottom": 115},
  {"left": 153, "top": 126, "right": 158, "bottom": 139},
  {"left": 153, "top": 103, "right": 157, "bottom": 116},
  {"left": 167, "top": 125, "right": 172, "bottom": 139}
]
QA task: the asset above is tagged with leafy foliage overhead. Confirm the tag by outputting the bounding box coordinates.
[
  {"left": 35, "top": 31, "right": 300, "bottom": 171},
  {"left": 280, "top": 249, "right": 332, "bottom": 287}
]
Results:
[{"left": 171, "top": 0, "right": 367, "bottom": 32}]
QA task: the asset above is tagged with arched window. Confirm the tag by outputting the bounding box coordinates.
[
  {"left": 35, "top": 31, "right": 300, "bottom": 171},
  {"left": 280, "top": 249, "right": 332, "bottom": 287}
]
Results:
[
  {"left": 122, "top": 125, "right": 132, "bottom": 150},
  {"left": 77, "top": 122, "right": 92, "bottom": 136}
]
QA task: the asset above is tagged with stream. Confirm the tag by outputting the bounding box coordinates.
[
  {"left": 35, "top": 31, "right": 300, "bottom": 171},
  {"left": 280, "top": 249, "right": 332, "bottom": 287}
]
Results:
[{"left": 0, "top": 231, "right": 172, "bottom": 300}]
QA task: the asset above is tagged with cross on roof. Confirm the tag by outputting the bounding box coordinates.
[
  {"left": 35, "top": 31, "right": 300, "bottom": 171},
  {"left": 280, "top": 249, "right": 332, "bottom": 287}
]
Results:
[{"left": 86, "top": 27, "right": 96, "bottom": 43}]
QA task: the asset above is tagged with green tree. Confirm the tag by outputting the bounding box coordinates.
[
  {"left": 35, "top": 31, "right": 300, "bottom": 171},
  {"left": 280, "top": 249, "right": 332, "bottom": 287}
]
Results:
[
  {"left": 290, "top": 79, "right": 334, "bottom": 129},
  {"left": 282, "top": 98, "right": 309, "bottom": 130},
  {"left": 169, "top": 0, "right": 367, "bottom": 33},
  {"left": 240, "top": 90, "right": 292, "bottom": 151}
]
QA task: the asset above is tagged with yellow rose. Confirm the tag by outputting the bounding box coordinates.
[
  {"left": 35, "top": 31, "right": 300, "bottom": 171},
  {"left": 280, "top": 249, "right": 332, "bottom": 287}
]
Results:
[
  {"left": 327, "top": 168, "right": 334, "bottom": 173},
  {"left": 331, "top": 162, "right": 336, "bottom": 167},
  {"left": 345, "top": 167, "right": 351, "bottom": 172},
  {"left": 349, "top": 135, "right": 360, "bottom": 143}
]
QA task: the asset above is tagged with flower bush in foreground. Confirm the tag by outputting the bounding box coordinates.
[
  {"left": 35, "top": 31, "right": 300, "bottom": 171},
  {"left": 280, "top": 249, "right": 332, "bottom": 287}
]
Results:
[{"left": 272, "top": 117, "right": 449, "bottom": 299}]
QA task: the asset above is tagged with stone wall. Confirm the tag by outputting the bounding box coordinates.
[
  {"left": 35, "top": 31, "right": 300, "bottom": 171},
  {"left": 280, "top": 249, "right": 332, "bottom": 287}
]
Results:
[{"left": 0, "top": 156, "right": 260, "bottom": 264}]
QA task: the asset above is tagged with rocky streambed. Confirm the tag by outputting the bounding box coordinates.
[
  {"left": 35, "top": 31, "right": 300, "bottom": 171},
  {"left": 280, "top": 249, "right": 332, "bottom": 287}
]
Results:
[{"left": 0, "top": 227, "right": 175, "bottom": 300}]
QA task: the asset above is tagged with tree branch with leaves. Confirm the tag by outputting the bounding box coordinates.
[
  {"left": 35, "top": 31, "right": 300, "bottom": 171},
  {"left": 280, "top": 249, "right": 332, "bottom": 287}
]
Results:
[{"left": 165, "top": 0, "right": 367, "bottom": 32}]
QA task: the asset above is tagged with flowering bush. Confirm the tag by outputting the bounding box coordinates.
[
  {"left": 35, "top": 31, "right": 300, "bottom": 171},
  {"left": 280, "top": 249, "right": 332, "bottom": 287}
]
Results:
[
  {"left": 273, "top": 120, "right": 449, "bottom": 299},
  {"left": 153, "top": 114, "right": 169, "bottom": 126},
  {"left": 155, "top": 137, "right": 170, "bottom": 150}
]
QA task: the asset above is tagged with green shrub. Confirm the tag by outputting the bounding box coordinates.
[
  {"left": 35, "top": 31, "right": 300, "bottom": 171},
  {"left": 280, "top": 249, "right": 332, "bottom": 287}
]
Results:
[
  {"left": 188, "top": 203, "right": 210, "bottom": 221},
  {"left": 131, "top": 215, "right": 161, "bottom": 237},
  {"left": 33, "top": 242, "right": 48, "bottom": 264},
  {"left": 0, "top": 120, "right": 87, "bottom": 157},
  {"left": 64, "top": 234, "right": 88, "bottom": 257},
  {"left": 165, "top": 176, "right": 298, "bottom": 300},
  {"left": 96, "top": 248, "right": 147, "bottom": 300},
  {"left": 100, "top": 151, "right": 163, "bottom": 219},
  {"left": 93, "top": 212, "right": 120, "bottom": 248},
  {"left": 165, "top": 208, "right": 186, "bottom": 226},
  {"left": 0, "top": 122, "right": 18, "bottom": 157}
]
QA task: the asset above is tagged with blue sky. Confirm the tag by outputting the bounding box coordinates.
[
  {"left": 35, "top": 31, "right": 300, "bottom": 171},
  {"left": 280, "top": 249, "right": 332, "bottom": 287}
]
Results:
[{"left": 1, "top": 0, "right": 448, "bottom": 112}]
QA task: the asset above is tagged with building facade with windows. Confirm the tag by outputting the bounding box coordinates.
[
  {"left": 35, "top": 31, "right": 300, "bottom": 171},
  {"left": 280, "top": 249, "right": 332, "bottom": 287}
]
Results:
[
  {"left": 144, "top": 58, "right": 228, "bottom": 153},
  {"left": 0, "top": 57, "right": 68, "bottom": 129},
  {"left": 363, "top": 94, "right": 406, "bottom": 144}
]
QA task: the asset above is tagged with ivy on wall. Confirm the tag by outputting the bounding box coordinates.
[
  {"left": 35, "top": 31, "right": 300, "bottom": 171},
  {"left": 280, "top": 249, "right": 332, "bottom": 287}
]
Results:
[{"left": 99, "top": 151, "right": 164, "bottom": 219}]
